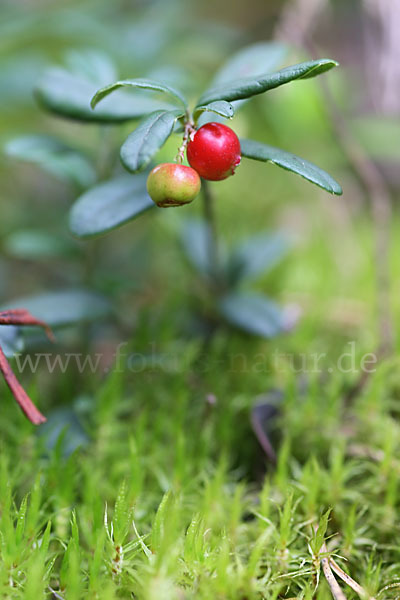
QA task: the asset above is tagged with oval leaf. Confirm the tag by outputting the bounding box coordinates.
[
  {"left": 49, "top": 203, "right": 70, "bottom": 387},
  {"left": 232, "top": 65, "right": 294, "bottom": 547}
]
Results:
[
  {"left": 198, "top": 42, "right": 288, "bottom": 126},
  {"left": 0, "top": 326, "right": 24, "bottom": 358},
  {"left": 197, "top": 59, "right": 338, "bottom": 106},
  {"left": 194, "top": 101, "right": 234, "bottom": 121},
  {"left": 120, "top": 110, "right": 183, "bottom": 173},
  {"left": 5, "top": 135, "right": 96, "bottom": 188},
  {"left": 69, "top": 174, "right": 154, "bottom": 239},
  {"left": 36, "top": 68, "right": 176, "bottom": 123},
  {"left": 228, "top": 232, "right": 289, "bottom": 285},
  {"left": 219, "top": 292, "right": 287, "bottom": 338},
  {"left": 240, "top": 138, "right": 343, "bottom": 195},
  {"left": 179, "top": 219, "right": 227, "bottom": 276},
  {"left": 91, "top": 78, "right": 188, "bottom": 111},
  {"left": 4, "top": 230, "right": 76, "bottom": 260},
  {"left": 2, "top": 290, "right": 111, "bottom": 328},
  {"left": 212, "top": 42, "right": 288, "bottom": 85}
]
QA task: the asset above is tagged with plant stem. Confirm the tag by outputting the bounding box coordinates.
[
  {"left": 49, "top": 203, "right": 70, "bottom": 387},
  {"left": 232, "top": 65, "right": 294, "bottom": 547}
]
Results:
[{"left": 202, "top": 179, "right": 220, "bottom": 289}]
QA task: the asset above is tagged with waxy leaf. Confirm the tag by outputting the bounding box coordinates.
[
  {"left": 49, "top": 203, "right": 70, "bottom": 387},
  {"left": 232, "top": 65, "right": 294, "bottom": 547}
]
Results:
[
  {"left": 120, "top": 110, "right": 183, "bottom": 173},
  {"left": 91, "top": 78, "right": 188, "bottom": 111},
  {"left": 193, "top": 101, "right": 234, "bottom": 121},
  {"left": 0, "top": 326, "right": 23, "bottom": 358},
  {"left": 180, "top": 219, "right": 227, "bottom": 276},
  {"left": 36, "top": 68, "right": 176, "bottom": 123},
  {"left": 5, "top": 135, "right": 96, "bottom": 188},
  {"left": 198, "top": 42, "right": 288, "bottom": 126},
  {"left": 4, "top": 230, "right": 76, "bottom": 261},
  {"left": 64, "top": 49, "right": 117, "bottom": 86},
  {"left": 69, "top": 174, "right": 154, "bottom": 239},
  {"left": 219, "top": 292, "right": 287, "bottom": 338},
  {"left": 240, "top": 138, "right": 343, "bottom": 195},
  {"left": 197, "top": 59, "right": 338, "bottom": 106},
  {"left": 2, "top": 290, "right": 111, "bottom": 328},
  {"left": 211, "top": 42, "right": 288, "bottom": 85},
  {"left": 228, "top": 232, "right": 289, "bottom": 285}
]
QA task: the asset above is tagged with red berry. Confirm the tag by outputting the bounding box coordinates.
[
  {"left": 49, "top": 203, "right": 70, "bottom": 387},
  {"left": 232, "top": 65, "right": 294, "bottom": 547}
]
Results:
[
  {"left": 187, "top": 122, "right": 241, "bottom": 181},
  {"left": 146, "top": 163, "right": 201, "bottom": 208}
]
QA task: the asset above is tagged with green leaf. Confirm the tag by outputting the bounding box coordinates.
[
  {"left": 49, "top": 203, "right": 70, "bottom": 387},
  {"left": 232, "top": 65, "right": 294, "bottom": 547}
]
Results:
[
  {"left": 310, "top": 509, "right": 332, "bottom": 555},
  {"left": 212, "top": 42, "right": 289, "bottom": 86},
  {"left": 0, "top": 326, "right": 24, "bottom": 358},
  {"left": 63, "top": 49, "right": 117, "bottom": 86},
  {"left": 2, "top": 290, "right": 111, "bottom": 328},
  {"left": 197, "top": 59, "right": 338, "bottom": 106},
  {"left": 3, "top": 230, "right": 76, "bottom": 260},
  {"left": 198, "top": 42, "right": 288, "bottom": 126},
  {"left": 240, "top": 138, "right": 343, "bottom": 195},
  {"left": 91, "top": 78, "right": 188, "bottom": 111},
  {"left": 112, "top": 481, "right": 132, "bottom": 546},
  {"left": 38, "top": 408, "right": 89, "bottom": 457},
  {"left": 120, "top": 110, "right": 183, "bottom": 173},
  {"left": 228, "top": 232, "right": 289, "bottom": 285},
  {"left": 193, "top": 101, "right": 234, "bottom": 121},
  {"left": 180, "top": 219, "right": 227, "bottom": 276},
  {"left": 36, "top": 68, "right": 176, "bottom": 123},
  {"left": 5, "top": 135, "right": 96, "bottom": 188},
  {"left": 69, "top": 174, "right": 154, "bottom": 239},
  {"left": 219, "top": 292, "right": 287, "bottom": 338}
]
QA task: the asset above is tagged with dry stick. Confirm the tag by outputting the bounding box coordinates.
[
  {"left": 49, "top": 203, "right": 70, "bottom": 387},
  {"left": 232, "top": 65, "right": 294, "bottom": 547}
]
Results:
[
  {"left": 315, "top": 526, "right": 375, "bottom": 600},
  {"left": 319, "top": 537, "right": 376, "bottom": 600},
  {"left": 329, "top": 557, "right": 377, "bottom": 600},
  {"left": 321, "top": 555, "right": 348, "bottom": 600}
]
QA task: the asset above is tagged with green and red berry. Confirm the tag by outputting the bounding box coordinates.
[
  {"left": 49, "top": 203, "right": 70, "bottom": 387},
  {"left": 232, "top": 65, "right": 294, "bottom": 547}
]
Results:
[{"left": 146, "top": 163, "right": 201, "bottom": 208}]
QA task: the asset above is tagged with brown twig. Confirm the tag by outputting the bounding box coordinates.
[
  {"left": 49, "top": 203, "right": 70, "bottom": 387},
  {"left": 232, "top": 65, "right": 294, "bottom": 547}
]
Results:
[
  {"left": 0, "top": 347, "right": 46, "bottom": 425},
  {"left": 0, "top": 310, "right": 55, "bottom": 342},
  {"left": 0, "top": 308, "right": 54, "bottom": 425}
]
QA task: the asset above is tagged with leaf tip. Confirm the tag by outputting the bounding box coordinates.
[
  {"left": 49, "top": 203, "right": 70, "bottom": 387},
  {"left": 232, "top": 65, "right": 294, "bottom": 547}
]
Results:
[
  {"left": 90, "top": 94, "right": 98, "bottom": 110},
  {"left": 333, "top": 184, "right": 343, "bottom": 196}
]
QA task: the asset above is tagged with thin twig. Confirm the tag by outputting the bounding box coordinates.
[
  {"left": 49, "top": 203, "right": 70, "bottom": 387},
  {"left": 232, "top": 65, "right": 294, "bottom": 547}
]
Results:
[
  {"left": 0, "top": 309, "right": 55, "bottom": 342},
  {"left": 175, "top": 117, "right": 195, "bottom": 164},
  {"left": 0, "top": 308, "right": 53, "bottom": 424},
  {"left": 0, "top": 346, "right": 46, "bottom": 425}
]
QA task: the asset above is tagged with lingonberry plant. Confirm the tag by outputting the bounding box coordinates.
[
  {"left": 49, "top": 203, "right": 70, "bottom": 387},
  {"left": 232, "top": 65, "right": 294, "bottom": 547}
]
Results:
[
  {"left": 71, "top": 46, "right": 341, "bottom": 335},
  {"left": 7, "top": 43, "right": 343, "bottom": 363}
]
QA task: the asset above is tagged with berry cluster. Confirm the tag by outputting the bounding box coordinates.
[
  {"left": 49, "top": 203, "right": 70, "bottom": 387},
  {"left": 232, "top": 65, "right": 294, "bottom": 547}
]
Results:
[{"left": 146, "top": 122, "right": 241, "bottom": 208}]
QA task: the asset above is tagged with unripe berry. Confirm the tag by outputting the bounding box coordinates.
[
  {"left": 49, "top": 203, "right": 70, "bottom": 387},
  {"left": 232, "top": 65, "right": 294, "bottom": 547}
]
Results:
[
  {"left": 187, "top": 122, "right": 241, "bottom": 181},
  {"left": 146, "top": 163, "right": 201, "bottom": 208}
]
